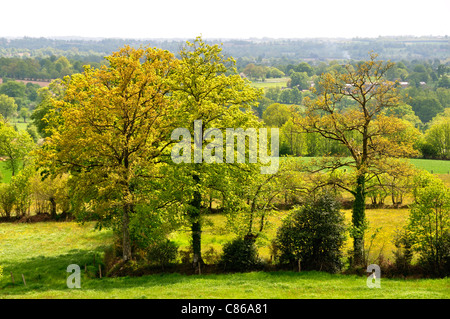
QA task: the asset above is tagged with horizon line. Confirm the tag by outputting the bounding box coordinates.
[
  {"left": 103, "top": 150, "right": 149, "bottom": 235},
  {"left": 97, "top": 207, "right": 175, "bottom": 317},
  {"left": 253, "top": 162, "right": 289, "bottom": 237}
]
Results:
[{"left": 1, "top": 34, "right": 449, "bottom": 41}]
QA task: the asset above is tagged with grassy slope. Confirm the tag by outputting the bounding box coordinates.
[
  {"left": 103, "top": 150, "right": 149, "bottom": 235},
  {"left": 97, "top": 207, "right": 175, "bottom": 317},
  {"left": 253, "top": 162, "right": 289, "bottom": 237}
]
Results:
[
  {"left": 4, "top": 271, "right": 449, "bottom": 299},
  {"left": 250, "top": 77, "right": 289, "bottom": 90},
  {"left": 409, "top": 158, "right": 450, "bottom": 174},
  {"left": 1, "top": 217, "right": 449, "bottom": 299}
]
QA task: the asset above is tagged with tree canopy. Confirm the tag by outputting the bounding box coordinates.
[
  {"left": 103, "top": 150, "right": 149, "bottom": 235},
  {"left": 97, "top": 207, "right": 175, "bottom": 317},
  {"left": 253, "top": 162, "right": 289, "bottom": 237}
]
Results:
[{"left": 295, "top": 53, "right": 420, "bottom": 265}]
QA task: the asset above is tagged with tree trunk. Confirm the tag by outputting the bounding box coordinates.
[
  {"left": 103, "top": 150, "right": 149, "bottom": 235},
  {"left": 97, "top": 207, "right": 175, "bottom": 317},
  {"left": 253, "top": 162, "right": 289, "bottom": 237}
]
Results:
[
  {"left": 121, "top": 150, "right": 133, "bottom": 262},
  {"left": 11, "top": 160, "right": 16, "bottom": 177},
  {"left": 191, "top": 174, "right": 203, "bottom": 268},
  {"left": 49, "top": 197, "right": 57, "bottom": 219},
  {"left": 122, "top": 203, "right": 132, "bottom": 262},
  {"left": 352, "top": 173, "right": 366, "bottom": 266}
]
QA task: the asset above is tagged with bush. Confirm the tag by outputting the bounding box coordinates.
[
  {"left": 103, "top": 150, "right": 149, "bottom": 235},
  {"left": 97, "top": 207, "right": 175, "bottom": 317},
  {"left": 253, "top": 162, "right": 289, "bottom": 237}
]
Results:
[
  {"left": 273, "top": 192, "right": 346, "bottom": 273},
  {"left": 0, "top": 183, "right": 15, "bottom": 219},
  {"left": 202, "top": 246, "right": 221, "bottom": 265},
  {"left": 146, "top": 240, "right": 178, "bottom": 270},
  {"left": 219, "top": 238, "right": 262, "bottom": 272},
  {"left": 392, "top": 229, "right": 414, "bottom": 276},
  {"left": 407, "top": 179, "right": 450, "bottom": 277}
]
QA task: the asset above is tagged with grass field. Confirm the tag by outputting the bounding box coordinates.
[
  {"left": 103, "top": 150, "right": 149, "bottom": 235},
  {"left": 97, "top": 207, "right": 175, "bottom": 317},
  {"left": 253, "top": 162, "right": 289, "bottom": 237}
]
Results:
[
  {"left": 250, "top": 77, "right": 289, "bottom": 90},
  {"left": 172, "top": 208, "right": 410, "bottom": 264},
  {"left": 1, "top": 209, "right": 449, "bottom": 299},
  {"left": 294, "top": 157, "right": 449, "bottom": 174},
  {"left": 409, "top": 158, "right": 450, "bottom": 174},
  {"left": 7, "top": 117, "right": 28, "bottom": 132},
  {"left": 0, "top": 151, "right": 448, "bottom": 298}
]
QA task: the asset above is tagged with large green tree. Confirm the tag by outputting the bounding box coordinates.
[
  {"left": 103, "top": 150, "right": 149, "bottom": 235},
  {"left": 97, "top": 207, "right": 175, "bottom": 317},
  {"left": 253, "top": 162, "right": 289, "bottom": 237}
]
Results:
[
  {"left": 0, "top": 123, "right": 34, "bottom": 176},
  {"left": 168, "top": 37, "right": 263, "bottom": 269},
  {"left": 0, "top": 94, "right": 18, "bottom": 120},
  {"left": 410, "top": 96, "right": 444, "bottom": 123},
  {"left": 420, "top": 108, "right": 450, "bottom": 159},
  {"left": 36, "top": 46, "right": 181, "bottom": 262}
]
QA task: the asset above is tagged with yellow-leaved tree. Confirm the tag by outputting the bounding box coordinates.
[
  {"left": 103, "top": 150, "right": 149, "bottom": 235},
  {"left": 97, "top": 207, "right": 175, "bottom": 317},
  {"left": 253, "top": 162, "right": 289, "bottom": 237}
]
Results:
[
  {"left": 36, "top": 46, "right": 181, "bottom": 262},
  {"left": 295, "top": 53, "right": 420, "bottom": 266}
]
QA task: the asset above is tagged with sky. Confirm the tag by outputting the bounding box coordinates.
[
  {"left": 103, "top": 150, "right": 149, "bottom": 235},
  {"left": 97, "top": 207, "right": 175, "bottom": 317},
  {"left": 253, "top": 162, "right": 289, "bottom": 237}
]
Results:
[{"left": 1, "top": 0, "right": 449, "bottom": 39}]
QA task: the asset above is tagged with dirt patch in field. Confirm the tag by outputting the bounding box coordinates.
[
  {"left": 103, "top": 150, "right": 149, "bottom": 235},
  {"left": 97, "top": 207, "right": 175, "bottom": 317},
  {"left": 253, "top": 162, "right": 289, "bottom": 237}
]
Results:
[
  {"left": 17, "top": 213, "right": 52, "bottom": 223},
  {"left": 0, "top": 212, "right": 75, "bottom": 223}
]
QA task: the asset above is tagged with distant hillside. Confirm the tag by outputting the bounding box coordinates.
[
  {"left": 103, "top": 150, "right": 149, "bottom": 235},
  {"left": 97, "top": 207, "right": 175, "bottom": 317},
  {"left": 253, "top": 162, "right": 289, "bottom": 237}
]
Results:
[{"left": 0, "top": 36, "right": 448, "bottom": 63}]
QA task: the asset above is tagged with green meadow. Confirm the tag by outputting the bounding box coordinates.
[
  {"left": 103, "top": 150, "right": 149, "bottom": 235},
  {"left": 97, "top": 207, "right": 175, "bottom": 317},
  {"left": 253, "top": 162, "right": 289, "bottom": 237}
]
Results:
[
  {"left": 0, "top": 135, "right": 448, "bottom": 298},
  {"left": 249, "top": 77, "right": 289, "bottom": 90},
  {"left": 409, "top": 158, "right": 450, "bottom": 174},
  {"left": 1, "top": 213, "right": 449, "bottom": 299}
]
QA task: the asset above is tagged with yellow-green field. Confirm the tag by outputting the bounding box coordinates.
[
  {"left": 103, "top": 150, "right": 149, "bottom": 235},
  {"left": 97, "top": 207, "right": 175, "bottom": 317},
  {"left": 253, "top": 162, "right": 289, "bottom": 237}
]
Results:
[
  {"left": 1, "top": 212, "right": 449, "bottom": 299},
  {"left": 172, "top": 208, "right": 410, "bottom": 264},
  {"left": 249, "top": 77, "right": 289, "bottom": 90}
]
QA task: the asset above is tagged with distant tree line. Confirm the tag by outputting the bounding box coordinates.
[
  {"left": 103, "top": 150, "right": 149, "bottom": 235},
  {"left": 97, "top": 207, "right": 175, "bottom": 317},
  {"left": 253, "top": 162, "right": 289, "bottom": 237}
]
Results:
[
  {"left": 0, "top": 55, "right": 104, "bottom": 81},
  {"left": 250, "top": 58, "right": 449, "bottom": 160},
  {"left": 1, "top": 36, "right": 449, "bottom": 61}
]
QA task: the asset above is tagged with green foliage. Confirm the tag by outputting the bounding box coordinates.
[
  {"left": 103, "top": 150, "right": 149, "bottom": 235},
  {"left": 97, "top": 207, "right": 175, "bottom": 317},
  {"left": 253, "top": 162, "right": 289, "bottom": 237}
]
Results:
[
  {"left": 29, "top": 170, "right": 70, "bottom": 217},
  {"left": 392, "top": 229, "right": 414, "bottom": 276},
  {"left": 419, "top": 109, "right": 450, "bottom": 159},
  {"left": 262, "top": 103, "right": 292, "bottom": 127},
  {"left": 243, "top": 64, "right": 285, "bottom": 81},
  {"left": 0, "top": 123, "right": 34, "bottom": 176},
  {"left": 0, "top": 182, "right": 15, "bottom": 218},
  {"left": 219, "top": 237, "right": 262, "bottom": 272},
  {"left": 407, "top": 175, "right": 450, "bottom": 277},
  {"left": 0, "top": 80, "right": 40, "bottom": 117},
  {"left": 0, "top": 81, "right": 26, "bottom": 98},
  {"left": 0, "top": 94, "right": 17, "bottom": 119},
  {"left": 410, "top": 96, "right": 444, "bottom": 123},
  {"left": 166, "top": 36, "right": 263, "bottom": 265},
  {"left": 274, "top": 192, "right": 346, "bottom": 273},
  {"left": 437, "top": 75, "right": 450, "bottom": 88},
  {"left": 36, "top": 45, "right": 181, "bottom": 261},
  {"left": 288, "top": 71, "right": 309, "bottom": 90},
  {"left": 292, "top": 62, "right": 314, "bottom": 76},
  {"left": 30, "top": 82, "right": 65, "bottom": 137},
  {"left": 146, "top": 240, "right": 179, "bottom": 270},
  {"left": 384, "top": 103, "right": 423, "bottom": 129},
  {"left": 9, "top": 168, "right": 33, "bottom": 218},
  {"left": 0, "top": 166, "right": 33, "bottom": 219},
  {"left": 128, "top": 204, "right": 179, "bottom": 250},
  {"left": 19, "top": 107, "right": 30, "bottom": 122},
  {"left": 25, "top": 123, "right": 39, "bottom": 142}
]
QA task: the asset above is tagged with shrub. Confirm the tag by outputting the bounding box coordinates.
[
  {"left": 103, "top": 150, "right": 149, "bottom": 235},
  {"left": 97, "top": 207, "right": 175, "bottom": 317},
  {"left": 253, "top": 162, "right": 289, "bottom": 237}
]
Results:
[
  {"left": 202, "top": 246, "right": 221, "bottom": 265},
  {"left": 392, "top": 229, "right": 414, "bottom": 276},
  {"left": 219, "top": 237, "right": 262, "bottom": 272},
  {"left": 407, "top": 179, "right": 450, "bottom": 277},
  {"left": 273, "top": 192, "right": 346, "bottom": 273},
  {"left": 146, "top": 240, "right": 178, "bottom": 270},
  {"left": 10, "top": 171, "right": 32, "bottom": 218},
  {"left": 0, "top": 183, "right": 15, "bottom": 219},
  {"left": 179, "top": 246, "right": 193, "bottom": 265}
]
